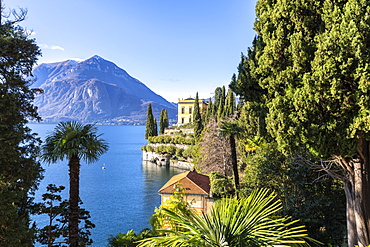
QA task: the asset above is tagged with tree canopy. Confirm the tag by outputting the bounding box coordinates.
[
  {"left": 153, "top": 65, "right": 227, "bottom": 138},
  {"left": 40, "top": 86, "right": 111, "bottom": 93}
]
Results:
[
  {"left": 0, "top": 13, "right": 43, "bottom": 246},
  {"left": 229, "top": 0, "right": 370, "bottom": 245}
]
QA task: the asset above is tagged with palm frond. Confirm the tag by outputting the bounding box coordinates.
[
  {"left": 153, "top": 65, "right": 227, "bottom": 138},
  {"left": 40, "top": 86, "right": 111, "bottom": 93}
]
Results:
[
  {"left": 138, "top": 189, "right": 314, "bottom": 247},
  {"left": 41, "top": 121, "right": 109, "bottom": 164}
]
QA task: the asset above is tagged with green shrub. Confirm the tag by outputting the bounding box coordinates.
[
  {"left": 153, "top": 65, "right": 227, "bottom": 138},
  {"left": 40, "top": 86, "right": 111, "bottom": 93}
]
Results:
[
  {"left": 165, "top": 145, "right": 176, "bottom": 155},
  {"left": 175, "top": 148, "right": 184, "bottom": 157},
  {"left": 107, "top": 228, "right": 156, "bottom": 247},
  {"left": 141, "top": 145, "right": 154, "bottom": 152}
]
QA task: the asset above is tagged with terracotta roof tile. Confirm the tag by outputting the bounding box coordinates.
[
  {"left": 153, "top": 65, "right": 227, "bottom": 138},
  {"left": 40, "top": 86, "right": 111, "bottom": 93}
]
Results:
[{"left": 158, "top": 171, "right": 210, "bottom": 195}]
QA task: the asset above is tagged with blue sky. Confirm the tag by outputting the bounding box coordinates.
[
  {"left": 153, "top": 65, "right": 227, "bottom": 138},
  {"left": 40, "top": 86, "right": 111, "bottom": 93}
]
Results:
[{"left": 7, "top": 0, "right": 257, "bottom": 102}]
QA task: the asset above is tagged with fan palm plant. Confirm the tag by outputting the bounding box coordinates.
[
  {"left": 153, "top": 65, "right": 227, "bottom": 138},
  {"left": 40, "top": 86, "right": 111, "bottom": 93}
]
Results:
[
  {"left": 42, "top": 121, "right": 108, "bottom": 247},
  {"left": 137, "top": 189, "right": 314, "bottom": 247}
]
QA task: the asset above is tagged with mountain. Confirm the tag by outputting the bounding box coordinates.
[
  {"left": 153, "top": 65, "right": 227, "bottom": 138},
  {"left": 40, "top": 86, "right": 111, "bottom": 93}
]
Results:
[{"left": 32, "top": 55, "right": 177, "bottom": 124}]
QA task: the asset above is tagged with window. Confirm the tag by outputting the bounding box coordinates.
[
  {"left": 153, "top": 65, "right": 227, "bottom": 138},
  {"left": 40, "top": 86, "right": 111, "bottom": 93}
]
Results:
[
  {"left": 189, "top": 107, "right": 192, "bottom": 114},
  {"left": 189, "top": 117, "right": 192, "bottom": 123},
  {"left": 182, "top": 118, "right": 185, "bottom": 124},
  {"left": 181, "top": 107, "right": 185, "bottom": 114}
]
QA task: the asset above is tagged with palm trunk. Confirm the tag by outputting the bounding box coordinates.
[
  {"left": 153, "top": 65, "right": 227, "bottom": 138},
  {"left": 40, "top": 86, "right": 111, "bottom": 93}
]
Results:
[
  {"left": 69, "top": 155, "right": 80, "bottom": 247},
  {"left": 229, "top": 135, "right": 240, "bottom": 193}
]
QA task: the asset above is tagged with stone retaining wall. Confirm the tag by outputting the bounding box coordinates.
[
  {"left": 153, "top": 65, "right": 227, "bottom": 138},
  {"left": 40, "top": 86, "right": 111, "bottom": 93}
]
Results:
[{"left": 142, "top": 151, "right": 194, "bottom": 170}]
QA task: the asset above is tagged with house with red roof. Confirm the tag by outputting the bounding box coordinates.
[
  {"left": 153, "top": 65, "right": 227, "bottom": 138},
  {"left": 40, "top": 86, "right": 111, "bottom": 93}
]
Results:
[{"left": 158, "top": 171, "right": 214, "bottom": 213}]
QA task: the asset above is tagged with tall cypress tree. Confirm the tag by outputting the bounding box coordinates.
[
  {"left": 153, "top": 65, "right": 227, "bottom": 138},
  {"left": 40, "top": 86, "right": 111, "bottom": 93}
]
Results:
[
  {"left": 217, "top": 86, "right": 226, "bottom": 120},
  {"left": 159, "top": 109, "right": 169, "bottom": 135},
  {"left": 163, "top": 110, "right": 169, "bottom": 131},
  {"left": 204, "top": 97, "right": 213, "bottom": 124},
  {"left": 0, "top": 13, "right": 43, "bottom": 246},
  {"left": 145, "top": 104, "right": 156, "bottom": 139},
  {"left": 225, "top": 89, "right": 236, "bottom": 117},
  {"left": 213, "top": 87, "right": 222, "bottom": 120},
  {"left": 154, "top": 118, "right": 158, "bottom": 137},
  {"left": 193, "top": 92, "right": 203, "bottom": 138}
]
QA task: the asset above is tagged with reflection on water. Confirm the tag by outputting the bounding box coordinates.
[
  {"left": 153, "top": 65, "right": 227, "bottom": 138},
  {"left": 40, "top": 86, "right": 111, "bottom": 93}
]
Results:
[{"left": 141, "top": 161, "right": 187, "bottom": 220}]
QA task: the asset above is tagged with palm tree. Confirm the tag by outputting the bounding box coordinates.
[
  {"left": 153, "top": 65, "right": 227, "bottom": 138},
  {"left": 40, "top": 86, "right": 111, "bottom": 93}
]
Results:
[
  {"left": 42, "top": 121, "right": 108, "bottom": 247},
  {"left": 137, "top": 189, "right": 314, "bottom": 247},
  {"left": 219, "top": 121, "right": 244, "bottom": 193}
]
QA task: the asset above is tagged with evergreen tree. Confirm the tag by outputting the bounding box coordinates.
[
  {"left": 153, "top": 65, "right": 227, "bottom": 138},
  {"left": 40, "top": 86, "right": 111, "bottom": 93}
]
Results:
[
  {"left": 0, "top": 12, "right": 43, "bottom": 246},
  {"left": 217, "top": 86, "right": 226, "bottom": 120},
  {"left": 238, "top": 0, "right": 370, "bottom": 245},
  {"left": 163, "top": 110, "right": 169, "bottom": 131},
  {"left": 229, "top": 38, "right": 266, "bottom": 103},
  {"left": 35, "top": 184, "right": 95, "bottom": 246},
  {"left": 154, "top": 118, "right": 158, "bottom": 137},
  {"left": 159, "top": 109, "right": 168, "bottom": 135},
  {"left": 145, "top": 104, "right": 156, "bottom": 139},
  {"left": 213, "top": 87, "right": 222, "bottom": 120},
  {"left": 193, "top": 92, "right": 203, "bottom": 138},
  {"left": 224, "top": 88, "right": 236, "bottom": 117},
  {"left": 204, "top": 97, "right": 213, "bottom": 124}
]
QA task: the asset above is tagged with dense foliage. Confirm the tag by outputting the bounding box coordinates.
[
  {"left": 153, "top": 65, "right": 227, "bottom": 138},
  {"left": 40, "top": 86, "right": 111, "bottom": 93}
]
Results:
[
  {"left": 240, "top": 144, "right": 346, "bottom": 245},
  {"left": 243, "top": 0, "right": 370, "bottom": 245},
  {"left": 107, "top": 229, "right": 156, "bottom": 247},
  {"left": 147, "top": 135, "right": 195, "bottom": 145},
  {"left": 0, "top": 15, "right": 43, "bottom": 246},
  {"left": 222, "top": 0, "right": 370, "bottom": 244}
]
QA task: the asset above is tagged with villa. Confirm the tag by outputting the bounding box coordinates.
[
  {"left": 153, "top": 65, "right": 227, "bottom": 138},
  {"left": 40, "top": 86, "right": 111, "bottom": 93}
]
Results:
[
  {"left": 177, "top": 98, "right": 208, "bottom": 125},
  {"left": 158, "top": 170, "right": 214, "bottom": 214}
]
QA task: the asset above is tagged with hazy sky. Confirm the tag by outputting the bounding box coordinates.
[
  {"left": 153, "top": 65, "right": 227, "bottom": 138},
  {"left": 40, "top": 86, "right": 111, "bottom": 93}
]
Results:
[{"left": 6, "top": 0, "right": 258, "bottom": 102}]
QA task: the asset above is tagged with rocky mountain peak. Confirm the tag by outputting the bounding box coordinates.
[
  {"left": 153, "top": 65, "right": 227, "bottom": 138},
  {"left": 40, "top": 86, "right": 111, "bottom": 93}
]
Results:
[{"left": 32, "top": 55, "right": 176, "bottom": 124}]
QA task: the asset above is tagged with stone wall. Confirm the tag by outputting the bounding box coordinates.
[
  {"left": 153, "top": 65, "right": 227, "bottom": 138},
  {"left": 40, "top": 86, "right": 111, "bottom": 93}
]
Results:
[{"left": 142, "top": 151, "right": 194, "bottom": 170}]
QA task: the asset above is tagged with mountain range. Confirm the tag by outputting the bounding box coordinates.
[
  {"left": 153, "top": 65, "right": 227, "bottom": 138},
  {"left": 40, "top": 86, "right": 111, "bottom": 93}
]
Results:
[{"left": 32, "top": 55, "right": 177, "bottom": 124}]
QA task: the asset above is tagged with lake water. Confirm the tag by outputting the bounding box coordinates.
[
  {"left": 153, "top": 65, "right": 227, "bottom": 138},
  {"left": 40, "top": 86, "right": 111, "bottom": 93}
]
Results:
[{"left": 30, "top": 124, "right": 184, "bottom": 246}]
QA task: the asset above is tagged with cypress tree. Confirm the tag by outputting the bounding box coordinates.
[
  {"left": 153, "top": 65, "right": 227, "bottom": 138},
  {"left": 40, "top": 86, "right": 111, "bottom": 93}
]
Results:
[
  {"left": 204, "top": 98, "right": 213, "bottom": 123},
  {"left": 163, "top": 110, "right": 169, "bottom": 131},
  {"left": 213, "top": 87, "right": 222, "bottom": 120},
  {"left": 154, "top": 118, "right": 158, "bottom": 137},
  {"left": 159, "top": 109, "right": 169, "bottom": 135},
  {"left": 225, "top": 88, "right": 236, "bottom": 117},
  {"left": 217, "top": 86, "right": 226, "bottom": 120},
  {"left": 193, "top": 92, "right": 203, "bottom": 138},
  {"left": 0, "top": 14, "right": 43, "bottom": 245},
  {"left": 145, "top": 104, "right": 156, "bottom": 139},
  {"left": 243, "top": 0, "right": 370, "bottom": 245}
]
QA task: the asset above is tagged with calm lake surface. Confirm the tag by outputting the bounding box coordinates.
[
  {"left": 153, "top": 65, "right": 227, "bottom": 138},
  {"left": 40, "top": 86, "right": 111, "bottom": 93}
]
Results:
[{"left": 30, "top": 124, "right": 184, "bottom": 246}]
